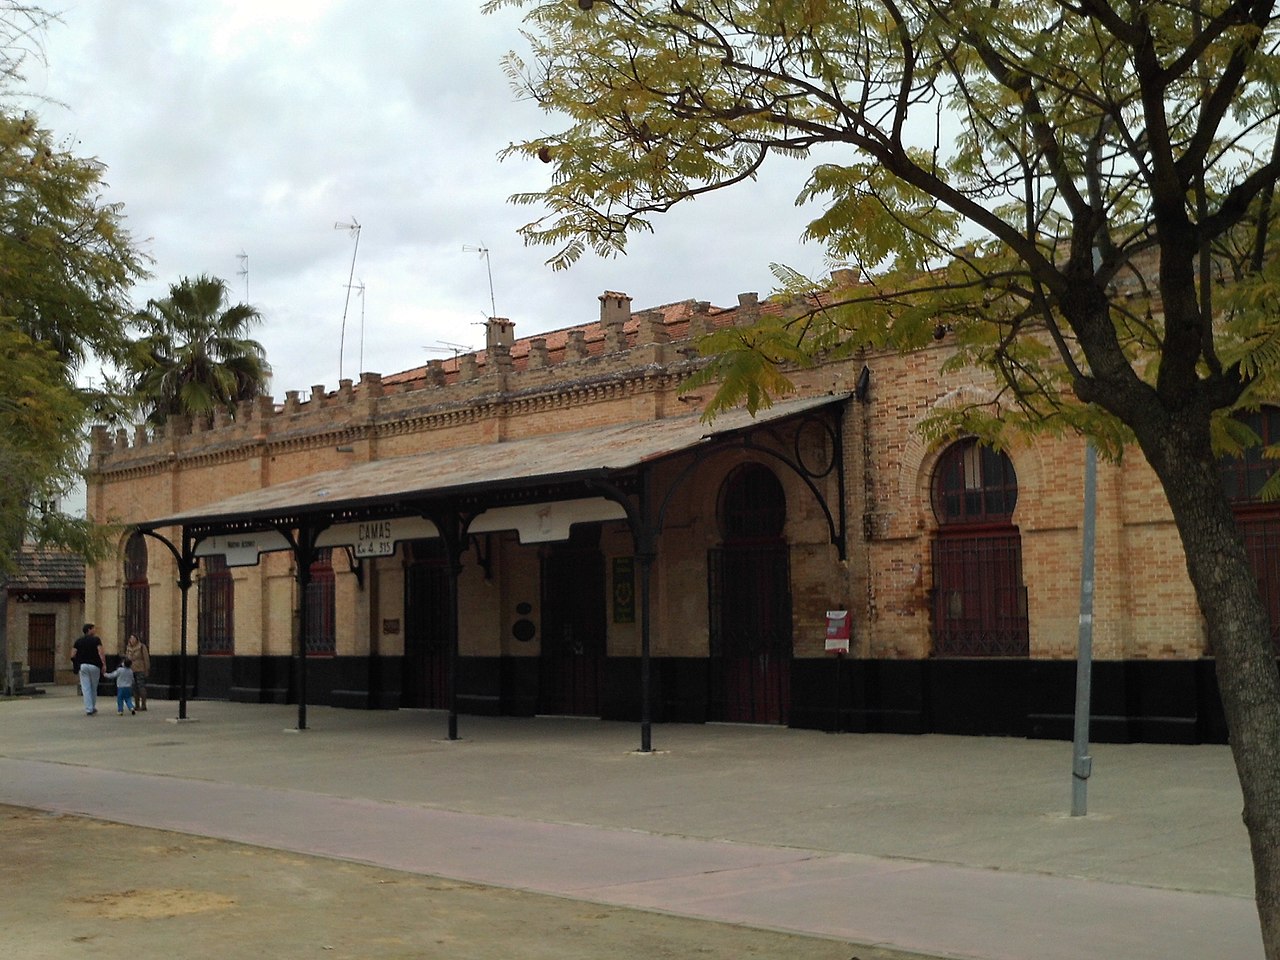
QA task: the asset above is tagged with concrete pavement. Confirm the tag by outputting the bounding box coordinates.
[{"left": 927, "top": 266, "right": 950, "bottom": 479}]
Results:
[{"left": 0, "top": 687, "right": 1265, "bottom": 959}]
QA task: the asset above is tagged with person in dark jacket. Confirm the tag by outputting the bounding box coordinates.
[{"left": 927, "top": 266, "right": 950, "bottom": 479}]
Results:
[{"left": 71, "top": 623, "right": 105, "bottom": 716}]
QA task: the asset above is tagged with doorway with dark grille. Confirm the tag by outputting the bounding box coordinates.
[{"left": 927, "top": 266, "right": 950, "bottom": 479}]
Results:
[
  {"left": 539, "top": 525, "right": 605, "bottom": 716},
  {"left": 708, "top": 463, "right": 793, "bottom": 724},
  {"left": 26, "top": 613, "right": 56, "bottom": 684},
  {"left": 402, "top": 539, "right": 449, "bottom": 708}
]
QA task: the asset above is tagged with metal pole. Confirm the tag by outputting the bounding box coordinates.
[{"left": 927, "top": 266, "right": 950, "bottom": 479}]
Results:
[
  {"left": 295, "top": 529, "right": 314, "bottom": 732},
  {"left": 178, "top": 569, "right": 191, "bottom": 721},
  {"left": 638, "top": 552, "right": 653, "bottom": 753},
  {"left": 447, "top": 553, "right": 460, "bottom": 742},
  {"left": 1071, "top": 442, "right": 1098, "bottom": 816}
]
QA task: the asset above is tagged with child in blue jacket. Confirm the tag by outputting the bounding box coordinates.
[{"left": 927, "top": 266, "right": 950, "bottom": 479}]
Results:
[{"left": 104, "top": 658, "right": 136, "bottom": 715}]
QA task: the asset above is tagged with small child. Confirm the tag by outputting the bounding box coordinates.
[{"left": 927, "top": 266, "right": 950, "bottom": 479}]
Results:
[{"left": 104, "top": 657, "right": 136, "bottom": 715}]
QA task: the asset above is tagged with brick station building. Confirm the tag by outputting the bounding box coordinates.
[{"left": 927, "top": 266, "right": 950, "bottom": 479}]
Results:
[{"left": 83, "top": 280, "right": 1261, "bottom": 743}]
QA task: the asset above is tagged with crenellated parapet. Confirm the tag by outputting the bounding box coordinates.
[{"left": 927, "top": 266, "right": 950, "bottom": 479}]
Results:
[{"left": 88, "top": 284, "right": 778, "bottom": 473}]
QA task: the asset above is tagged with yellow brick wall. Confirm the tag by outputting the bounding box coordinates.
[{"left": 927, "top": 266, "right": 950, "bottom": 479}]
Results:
[{"left": 85, "top": 308, "right": 1209, "bottom": 666}]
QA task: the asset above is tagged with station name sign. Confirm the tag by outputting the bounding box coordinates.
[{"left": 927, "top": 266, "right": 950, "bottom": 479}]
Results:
[
  {"left": 194, "top": 530, "right": 291, "bottom": 567},
  {"left": 316, "top": 516, "right": 439, "bottom": 557}
]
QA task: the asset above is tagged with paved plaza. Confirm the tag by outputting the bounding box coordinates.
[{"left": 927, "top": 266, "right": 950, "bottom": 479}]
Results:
[{"left": 0, "top": 686, "right": 1265, "bottom": 959}]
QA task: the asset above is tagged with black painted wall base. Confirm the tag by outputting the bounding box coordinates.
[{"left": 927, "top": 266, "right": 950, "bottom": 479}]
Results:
[
  {"left": 139, "top": 653, "right": 1231, "bottom": 745},
  {"left": 789, "top": 657, "right": 1229, "bottom": 744}
]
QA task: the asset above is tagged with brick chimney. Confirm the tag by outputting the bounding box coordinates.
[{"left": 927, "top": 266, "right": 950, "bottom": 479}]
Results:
[
  {"left": 485, "top": 317, "right": 515, "bottom": 353},
  {"left": 599, "top": 291, "right": 632, "bottom": 326}
]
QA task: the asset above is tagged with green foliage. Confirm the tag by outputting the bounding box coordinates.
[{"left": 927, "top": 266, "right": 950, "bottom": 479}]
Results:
[
  {"left": 0, "top": 5, "right": 145, "bottom": 569},
  {"left": 490, "top": 0, "right": 1280, "bottom": 467},
  {"left": 0, "top": 317, "right": 118, "bottom": 575},
  {"left": 124, "top": 275, "right": 271, "bottom": 426}
]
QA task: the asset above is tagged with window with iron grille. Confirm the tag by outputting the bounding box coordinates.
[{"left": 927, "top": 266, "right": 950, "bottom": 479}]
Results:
[
  {"left": 123, "top": 532, "right": 150, "bottom": 648},
  {"left": 304, "top": 549, "right": 336, "bottom": 655},
  {"left": 1220, "top": 407, "right": 1280, "bottom": 650},
  {"left": 1220, "top": 407, "right": 1280, "bottom": 504},
  {"left": 197, "top": 554, "right": 234, "bottom": 655},
  {"left": 932, "top": 438, "right": 1019, "bottom": 524},
  {"left": 931, "top": 439, "right": 1029, "bottom": 657}
]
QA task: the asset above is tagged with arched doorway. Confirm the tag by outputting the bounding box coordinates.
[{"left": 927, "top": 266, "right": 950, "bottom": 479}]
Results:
[
  {"left": 930, "top": 439, "right": 1029, "bottom": 656},
  {"left": 402, "top": 538, "right": 449, "bottom": 708},
  {"left": 123, "top": 532, "right": 150, "bottom": 651},
  {"left": 197, "top": 555, "right": 234, "bottom": 655},
  {"left": 708, "top": 462, "right": 792, "bottom": 723},
  {"left": 304, "top": 549, "right": 336, "bottom": 656},
  {"left": 1220, "top": 406, "right": 1280, "bottom": 649},
  {"left": 196, "top": 553, "right": 235, "bottom": 698},
  {"left": 539, "top": 524, "right": 606, "bottom": 716}
]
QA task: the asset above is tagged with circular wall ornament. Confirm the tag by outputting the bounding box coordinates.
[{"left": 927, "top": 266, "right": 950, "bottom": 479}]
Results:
[{"left": 795, "top": 416, "right": 836, "bottom": 477}]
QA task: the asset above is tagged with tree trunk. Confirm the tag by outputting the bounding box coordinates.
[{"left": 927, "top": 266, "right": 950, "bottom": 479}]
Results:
[
  {"left": 1139, "top": 423, "right": 1280, "bottom": 959},
  {"left": 0, "top": 581, "right": 9, "bottom": 696}
]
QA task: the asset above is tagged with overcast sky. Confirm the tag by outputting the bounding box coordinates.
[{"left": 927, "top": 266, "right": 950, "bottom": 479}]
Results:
[{"left": 31, "top": 0, "right": 831, "bottom": 398}]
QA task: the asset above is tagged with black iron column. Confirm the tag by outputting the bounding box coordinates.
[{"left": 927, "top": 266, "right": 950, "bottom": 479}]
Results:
[
  {"left": 637, "top": 549, "right": 655, "bottom": 753},
  {"left": 446, "top": 550, "right": 462, "bottom": 741},
  {"left": 292, "top": 525, "right": 319, "bottom": 731},
  {"left": 427, "top": 506, "right": 468, "bottom": 742},
  {"left": 134, "top": 528, "right": 199, "bottom": 721},
  {"left": 176, "top": 546, "right": 194, "bottom": 720}
]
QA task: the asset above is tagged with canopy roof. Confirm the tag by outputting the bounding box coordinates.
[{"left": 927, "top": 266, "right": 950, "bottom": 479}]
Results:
[{"left": 141, "top": 393, "right": 849, "bottom": 532}]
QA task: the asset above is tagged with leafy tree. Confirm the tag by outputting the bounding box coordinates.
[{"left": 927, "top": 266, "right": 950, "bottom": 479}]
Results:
[
  {"left": 125, "top": 275, "right": 271, "bottom": 426},
  {"left": 490, "top": 0, "right": 1280, "bottom": 952},
  {"left": 1, "top": 3, "right": 147, "bottom": 687},
  {"left": 0, "top": 103, "right": 144, "bottom": 565}
]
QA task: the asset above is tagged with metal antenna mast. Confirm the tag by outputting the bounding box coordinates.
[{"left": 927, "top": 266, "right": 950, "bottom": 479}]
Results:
[
  {"left": 335, "top": 218, "right": 362, "bottom": 381},
  {"left": 463, "top": 244, "right": 496, "bottom": 318},
  {"left": 352, "top": 280, "right": 366, "bottom": 375},
  {"left": 236, "top": 250, "right": 249, "bottom": 301}
]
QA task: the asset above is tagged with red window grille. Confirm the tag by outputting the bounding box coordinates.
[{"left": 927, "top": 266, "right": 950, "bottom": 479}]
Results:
[
  {"left": 197, "top": 554, "right": 234, "bottom": 655},
  {"left": 1221, "top": 407, "right": 1280, "bottom": 650},
  {"left": 304, "top": 549, "right": 336, "bottom": 655},
  {"left": 930, "top": 439, "right": 1029, "bottom": 657},
  {"left": 123, "top": 533, "right": 150, "bottom": 649}
]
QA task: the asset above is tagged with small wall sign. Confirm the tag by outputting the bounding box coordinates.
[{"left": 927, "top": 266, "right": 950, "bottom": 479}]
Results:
[{"left": 825, "top": 609, "right": 851, "bottom": 654}]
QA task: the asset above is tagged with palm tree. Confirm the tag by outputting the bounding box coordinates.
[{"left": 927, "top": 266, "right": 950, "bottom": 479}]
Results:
[{"left": 128, "top": 275, "right": 271, "bottom": 426}]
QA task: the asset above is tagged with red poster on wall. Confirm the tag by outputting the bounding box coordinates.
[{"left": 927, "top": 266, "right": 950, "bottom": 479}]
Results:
[{"left": 825, "top": 610, "right": 851, "bottom": 653}]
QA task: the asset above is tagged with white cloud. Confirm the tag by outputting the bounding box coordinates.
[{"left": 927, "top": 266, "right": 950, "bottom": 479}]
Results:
[{"left": 32, "top": 0, "right": 830, "bottom": 397}]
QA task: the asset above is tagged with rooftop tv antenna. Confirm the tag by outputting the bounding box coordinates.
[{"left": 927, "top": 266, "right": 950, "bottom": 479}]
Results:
[
  {"left": 346, "top": 279, "right": 366, "bottom": 375},
  {"left": 335, "top": 217, "right": 362, "bottom": 381},
  {"left": 424, "top": 340, "right": 472, "bottom": 362},
  {"left": 462, "top": 244, "right": 496, "bottom": 318},
  {"left": 235, "top": 249, "right": 249, "bottom": 301}
]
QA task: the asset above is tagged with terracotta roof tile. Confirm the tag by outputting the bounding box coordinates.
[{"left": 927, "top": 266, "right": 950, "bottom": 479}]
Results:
[
  {"left": 381, "top": 296, "right": 738, "bottom": 386},
  {"left": 9, "top": 546, "right": 85, "bottom": 592}
]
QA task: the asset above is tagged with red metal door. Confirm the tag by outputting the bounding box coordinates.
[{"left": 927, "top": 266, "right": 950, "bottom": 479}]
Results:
[
  {"left": 708, "top": 544, "right": 792, "bottom": 723},
  {"left": 931, "top": 527, "right": 1029, "bottom": 656}
]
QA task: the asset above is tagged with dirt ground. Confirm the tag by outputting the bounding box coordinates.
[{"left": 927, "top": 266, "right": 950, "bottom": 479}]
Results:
[{"left": 0, "top": 805, "right": 934, "bottom": 960}]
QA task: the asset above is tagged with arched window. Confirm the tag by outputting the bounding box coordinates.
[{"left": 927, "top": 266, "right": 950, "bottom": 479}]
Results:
[
  {"left": 932, "top": 439, "right": 1018, "bottom": 525},
  {"left": 1221, "top": 407, "right": 1280, "bottom": 505},
  {"left": 123, "top": 532, "right": 150, "bottom": 647},
  {"left": 305, "top": 548, "right": 336, "bottom": 655},
  {"left": 197, "top": 554, "right": 234, "bottom": 655},
  {"left": 1220, "top": 407, "right": 1280, "bottom": 649},
  {"left": 719, "top": 462, "right": 787, "bottom": 541},
  {"left": 930, "top": 439, "right": 1028, "bottom": 657}
]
